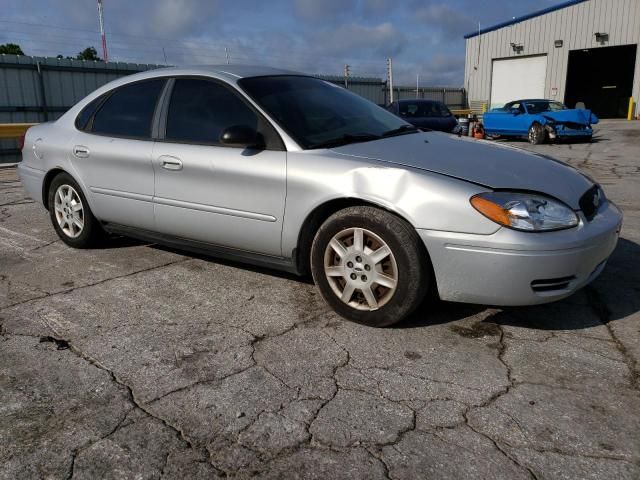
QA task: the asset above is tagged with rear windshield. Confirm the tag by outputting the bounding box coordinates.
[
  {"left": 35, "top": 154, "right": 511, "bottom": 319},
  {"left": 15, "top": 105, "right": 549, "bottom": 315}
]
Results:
[{"left": 398, "top": 101, "right": 452, "bottom": 118}]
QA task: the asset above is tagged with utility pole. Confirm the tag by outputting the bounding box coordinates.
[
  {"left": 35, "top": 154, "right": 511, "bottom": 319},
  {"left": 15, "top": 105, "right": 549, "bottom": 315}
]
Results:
[
  {"left": 97, "top": 0, "right": 108, "bottom": 62},
  {"left": 225, "top": 47, "right": 230, "bottom": 65},
  {"left": 416, "top": 74, "right": 419, "bottom": 98},
  {"left": 344, "top": 64, "right": 350, "bottom": 88},
  {"left": 387, "top": 58, "right": 394, "bottom": 103}
]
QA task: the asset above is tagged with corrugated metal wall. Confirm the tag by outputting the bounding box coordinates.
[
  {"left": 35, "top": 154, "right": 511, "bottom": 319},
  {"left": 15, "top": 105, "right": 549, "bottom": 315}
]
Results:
[
  {"left": 464, "top": 0, "right": 640, "bottom": 109},
  {"left": 392, "top": 87, "right": 466, "bottom": 109},
  {"left": 0, "top": 55, "right": 161, "bottom": 162},
  {"left": 319, "top": 75, "right": 388, "bottom": 105},
  {"left": 1, "top": 56, "right": 464, "bottom": 162}
]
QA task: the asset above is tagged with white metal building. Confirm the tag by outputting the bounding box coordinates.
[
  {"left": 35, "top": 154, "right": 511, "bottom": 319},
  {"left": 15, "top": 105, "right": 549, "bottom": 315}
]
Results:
[{"left": 464, "top": 0, "right": 640, "bottom": 118}]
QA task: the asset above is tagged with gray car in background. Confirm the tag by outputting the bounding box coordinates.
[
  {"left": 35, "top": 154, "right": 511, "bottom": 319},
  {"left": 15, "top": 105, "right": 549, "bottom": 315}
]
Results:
[
  {"left": 18, "top": 66, "right": 622, "bottom": 326},
  {"left": 387, "top": 99, "right": 460, "bottom": 133}
]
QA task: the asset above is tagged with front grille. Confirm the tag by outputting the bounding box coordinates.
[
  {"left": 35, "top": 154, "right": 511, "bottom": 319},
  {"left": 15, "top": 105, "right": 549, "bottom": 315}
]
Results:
[
  {"left": 579, "top": 185, "right": 601, "bottom": 221},
  {"left": 531, "top": 276, "right": 576, "bottom": 293}
]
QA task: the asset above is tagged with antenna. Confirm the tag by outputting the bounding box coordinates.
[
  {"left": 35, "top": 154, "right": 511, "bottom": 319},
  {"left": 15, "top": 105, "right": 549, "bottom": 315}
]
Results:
[{"left": 97, "top": 0, "right": 108, "bottom": 62}]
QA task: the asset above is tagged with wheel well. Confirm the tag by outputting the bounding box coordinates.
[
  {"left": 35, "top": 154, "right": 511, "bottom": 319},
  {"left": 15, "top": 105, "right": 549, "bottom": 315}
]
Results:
[
  {"left": 294, "top": 198, "right": 427, "bottom": 277},
  {"left": 41, "top": 168, "right": 65, "bottom": 210}
]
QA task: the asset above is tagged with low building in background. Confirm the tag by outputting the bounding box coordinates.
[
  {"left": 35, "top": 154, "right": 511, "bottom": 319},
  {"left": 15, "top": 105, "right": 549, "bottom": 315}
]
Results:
[{"left": 464, "top": 0, "right": 640, "bottom": 118}]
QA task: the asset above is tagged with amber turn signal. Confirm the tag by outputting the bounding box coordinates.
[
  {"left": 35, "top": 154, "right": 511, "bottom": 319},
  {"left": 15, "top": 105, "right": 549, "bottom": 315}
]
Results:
[{"left": 470, "top": 196, "right": 511, "bottom": 226}]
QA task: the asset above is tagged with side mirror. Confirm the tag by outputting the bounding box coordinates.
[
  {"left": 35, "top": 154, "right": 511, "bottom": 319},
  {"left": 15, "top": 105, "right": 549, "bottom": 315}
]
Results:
[
  {"left": 220, "top": 125, "right": 264, "bottom": 148},
  {"left": 510, "top": 108, "right": 521, "bottom": 115}
]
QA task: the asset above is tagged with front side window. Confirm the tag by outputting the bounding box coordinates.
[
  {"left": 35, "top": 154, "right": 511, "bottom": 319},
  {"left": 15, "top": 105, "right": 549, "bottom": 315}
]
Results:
[
  {"left": 165, "top": 78, "right": 258, "bottom": 145},
  {"left": 505, "top": 102, "right": 525, "bottom": 113},
  {"left": 91, "top": 79, "right": 165, "bottom": 138},
  {"left": 526, "top": 101, "right": 567, "bottom": 114},
  {"left": 239, "top": 76, "right": 411, "bottom": 149}
]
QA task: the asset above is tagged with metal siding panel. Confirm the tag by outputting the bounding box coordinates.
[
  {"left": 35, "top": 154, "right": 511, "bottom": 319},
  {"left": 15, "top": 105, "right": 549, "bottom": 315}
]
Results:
[{"left": 621, "top": 0, "right": 633, "bottom": 43}]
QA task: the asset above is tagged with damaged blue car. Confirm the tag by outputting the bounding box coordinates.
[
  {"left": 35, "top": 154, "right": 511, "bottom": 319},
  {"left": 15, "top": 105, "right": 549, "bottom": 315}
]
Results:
[{"left": 483, "top": 99, "right": 598, "bottom": 144}]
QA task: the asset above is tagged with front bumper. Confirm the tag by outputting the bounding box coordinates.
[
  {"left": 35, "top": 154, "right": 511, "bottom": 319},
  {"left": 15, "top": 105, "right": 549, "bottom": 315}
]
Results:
[
  {"left": 418, "top": 201, "right": 622, "bottom": 306},
  {"left": 547, "top": 124, "right": 593, "bottom": 138}
]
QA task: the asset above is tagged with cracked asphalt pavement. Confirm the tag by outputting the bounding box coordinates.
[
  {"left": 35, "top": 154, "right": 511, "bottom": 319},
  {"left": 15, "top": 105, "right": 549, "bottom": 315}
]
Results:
[{"left": 1, "top": 120, "right": 639, "bottom": 479}]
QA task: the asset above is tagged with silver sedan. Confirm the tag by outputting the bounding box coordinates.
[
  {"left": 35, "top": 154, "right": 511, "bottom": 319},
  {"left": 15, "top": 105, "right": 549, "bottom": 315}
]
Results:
[{"left": 18, "top": 66, "right": 622, "bottom": 326}]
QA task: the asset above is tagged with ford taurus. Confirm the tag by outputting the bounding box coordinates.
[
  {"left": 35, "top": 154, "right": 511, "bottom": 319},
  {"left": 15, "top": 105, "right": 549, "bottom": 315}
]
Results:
[{"left": 18, "top": 66, "right": 622, "bottom": 326}]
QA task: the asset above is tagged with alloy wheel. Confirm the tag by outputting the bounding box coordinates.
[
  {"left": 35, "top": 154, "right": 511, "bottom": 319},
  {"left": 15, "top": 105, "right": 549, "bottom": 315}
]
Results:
[
  {"left": 323, "top": 227, "right": 398, "bottom": 311},
  {"left": 53, "top": 184, "right": 84, "bottom": 238}
]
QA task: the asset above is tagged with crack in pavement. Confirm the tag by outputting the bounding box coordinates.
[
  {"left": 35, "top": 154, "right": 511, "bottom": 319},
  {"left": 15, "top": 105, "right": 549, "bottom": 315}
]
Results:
[
  {"left": 462, "top": 324, "right": 540, "bottom": 480},
  {"left": 24, "top": 319, "right": 224, "bottom": 479},
  {"left": 0, "top": 258, "right": 190, "bottom": 312},
  {"left": 65, "top": 406, "right": 137, "bottom": 480},
  {"left": 585, "top": 286, "right": 639, "bottom": 390}
]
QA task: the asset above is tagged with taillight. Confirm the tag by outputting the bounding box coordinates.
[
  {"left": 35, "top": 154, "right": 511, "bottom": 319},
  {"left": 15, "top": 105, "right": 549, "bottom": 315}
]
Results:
[{"left": 18, "top": 133, "right": 26, "bottom": 151}]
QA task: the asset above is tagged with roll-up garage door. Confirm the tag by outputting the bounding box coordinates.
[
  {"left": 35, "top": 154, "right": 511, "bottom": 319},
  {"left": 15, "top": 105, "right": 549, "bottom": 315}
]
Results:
[{"left": 490, "top": 55, "right": 547, "bottom": 109}]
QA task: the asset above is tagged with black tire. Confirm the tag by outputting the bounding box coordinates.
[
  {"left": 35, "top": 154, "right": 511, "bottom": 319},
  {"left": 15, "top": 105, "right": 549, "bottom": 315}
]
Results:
[
  {"left": 528, "top": 122, "right": 546, "bottom": 145},
  {"left": 47, "top": 172, "right": 103, "bottom": 248},
  {"left": 310, "top": 206, "right": 430, "bottom": 327}
]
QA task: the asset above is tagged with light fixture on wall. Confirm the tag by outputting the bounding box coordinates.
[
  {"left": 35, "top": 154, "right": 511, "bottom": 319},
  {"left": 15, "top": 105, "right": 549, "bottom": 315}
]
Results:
[
  {"left": 554, "top": 39, "right": 563, "bottom": 48},
  {"left": 510, "top": 42, "right": 524, "bottom": 53},
  {"left": 594, "top": 32, "right": 609, "bottom": 43}
]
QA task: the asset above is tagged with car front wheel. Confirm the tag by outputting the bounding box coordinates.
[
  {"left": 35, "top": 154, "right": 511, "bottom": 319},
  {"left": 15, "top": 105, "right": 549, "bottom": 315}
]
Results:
[
  {"left": 48, "top": 173, "right": 103, "bottom": 248},
  {"left": 311, "top": 206, "right": 430, "bottom": 327},
  {"left": 528, "top": 122, "right": 546, "bottom": 144}
]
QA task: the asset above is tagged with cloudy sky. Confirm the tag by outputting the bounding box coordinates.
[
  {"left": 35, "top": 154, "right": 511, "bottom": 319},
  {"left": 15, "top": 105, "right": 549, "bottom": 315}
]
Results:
[{"left": 1, "top": 0, "right": 561, "bottom": 85}]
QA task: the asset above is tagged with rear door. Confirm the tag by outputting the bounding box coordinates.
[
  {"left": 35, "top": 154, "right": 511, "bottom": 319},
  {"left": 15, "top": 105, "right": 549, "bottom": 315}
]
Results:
[
  {"left": 152, "top": 77, "right": 286, "bottom": 256},
  {"left": 71, "top": 78, "right": 166, "bottom": 230}
]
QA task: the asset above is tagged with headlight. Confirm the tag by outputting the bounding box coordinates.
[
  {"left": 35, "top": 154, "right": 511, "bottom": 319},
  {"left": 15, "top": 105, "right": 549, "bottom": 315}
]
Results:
[{"left": 470, "top": 192, "right": 579, "bottom": 231}]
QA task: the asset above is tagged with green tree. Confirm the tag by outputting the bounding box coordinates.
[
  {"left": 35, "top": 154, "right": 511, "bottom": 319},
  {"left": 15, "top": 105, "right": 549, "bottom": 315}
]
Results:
[
  {"left": 76, "top": 47, "right": 102, "bottom": 61},
  {"left": 0, "top": 43, "right": 25, "bottom": 55}
]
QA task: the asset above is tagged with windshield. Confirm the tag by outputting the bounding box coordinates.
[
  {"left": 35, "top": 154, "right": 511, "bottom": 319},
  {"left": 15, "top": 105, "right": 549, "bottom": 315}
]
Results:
[
  {"left": 238, "top": 76, "right": 411, "bottom": 149},
  {"left": 399, "top": 101, "right": 452, "bottom": 118},
  {"left": 525, "top": 101, "right": 567, "bottom": 114}
]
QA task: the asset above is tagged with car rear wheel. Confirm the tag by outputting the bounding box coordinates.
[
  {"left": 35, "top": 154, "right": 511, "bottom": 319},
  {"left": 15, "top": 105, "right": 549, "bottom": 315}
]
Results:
[
  {"left": 48, "top": 173, "right": 103, "bottom": 248},
  {"left": 528, "top": 122, "right": 546, "bottom": 144},
  {"left": 311, "top": 206, "right": 429, "bottom": 327}
]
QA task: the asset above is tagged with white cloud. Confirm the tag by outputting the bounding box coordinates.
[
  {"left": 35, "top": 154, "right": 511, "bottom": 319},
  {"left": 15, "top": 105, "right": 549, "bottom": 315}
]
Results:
[{"left": 416, "top": 3, "right": 474, "bottom": 41}]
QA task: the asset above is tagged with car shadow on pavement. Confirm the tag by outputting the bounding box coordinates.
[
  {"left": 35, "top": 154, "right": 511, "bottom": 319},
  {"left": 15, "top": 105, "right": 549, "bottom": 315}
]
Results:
[
  {"left": 111, "top": 234, "right": 637, "bottom": 333},
  {"left": 398, "top": 237, "right": 639, "bottom": 332},
  {"left": 149, "top": 243, "right": 316, "bottom": 284}
]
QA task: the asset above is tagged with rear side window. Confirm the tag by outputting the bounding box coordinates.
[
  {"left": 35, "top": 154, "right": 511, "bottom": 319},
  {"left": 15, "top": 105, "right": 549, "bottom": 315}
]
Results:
[
  {"left": 91, "top": 79, "right": 165, "bottom": 138},
  {"left": 166, "top": 78, "right": 258, "bottom": 144},
  {"left": 75, "top": 94, "right": 106, "bottom": 131}
]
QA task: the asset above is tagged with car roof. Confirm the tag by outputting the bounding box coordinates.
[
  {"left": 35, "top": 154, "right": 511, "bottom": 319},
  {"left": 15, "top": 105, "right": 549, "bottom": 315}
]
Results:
[
  {"left": 511, "top": 99, "right": 555, "bottom": 103},
  {"left": 397, "top": 99, "right": 443, "bottom": 104},
  {"left": 142, "top": 64, "right": 301, "bottom": 81}
]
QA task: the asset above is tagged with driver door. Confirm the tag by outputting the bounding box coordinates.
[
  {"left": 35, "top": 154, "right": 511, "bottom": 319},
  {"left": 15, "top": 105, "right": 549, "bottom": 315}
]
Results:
[{"left": 509, "top": 102, "right": 530, "bottom": 134}]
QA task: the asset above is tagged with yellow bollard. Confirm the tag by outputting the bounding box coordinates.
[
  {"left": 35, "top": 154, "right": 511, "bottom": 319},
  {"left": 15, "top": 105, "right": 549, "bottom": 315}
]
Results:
[
  {"left": 628, "top": 97, "right": 635, "bottom": 121},
  {"left": 482, "top": 103, "right": 487, "bottom": 113}
]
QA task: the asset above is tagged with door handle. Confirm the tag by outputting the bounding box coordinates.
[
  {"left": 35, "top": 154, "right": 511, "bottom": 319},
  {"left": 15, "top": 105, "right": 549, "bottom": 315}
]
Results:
[
  {"left": 159, "top": 155, "right": 183, "bottom": 171},
  {"left": 73, "top": 145, "right": 90, "bottom": 158}
]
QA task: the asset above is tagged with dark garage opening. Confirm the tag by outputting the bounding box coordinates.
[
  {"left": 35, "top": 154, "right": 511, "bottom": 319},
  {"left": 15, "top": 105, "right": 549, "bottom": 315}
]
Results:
[{"left": 564, "top": 44, "right": 637, "bottom": 118}]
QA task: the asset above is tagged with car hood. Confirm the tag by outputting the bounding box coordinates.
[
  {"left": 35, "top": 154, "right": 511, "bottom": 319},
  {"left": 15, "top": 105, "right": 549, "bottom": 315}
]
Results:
[
  {"left": 331, "top": 131, "right": 593, "bottom": 209},
  {"left": 541, "top": 109, "right": 599, "bottom": 125}
]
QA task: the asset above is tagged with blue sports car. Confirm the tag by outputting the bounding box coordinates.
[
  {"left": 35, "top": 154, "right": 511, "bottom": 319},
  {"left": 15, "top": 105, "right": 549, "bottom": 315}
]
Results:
[{"left": 483, "top": 99, "right": 598, "bottom": 144}]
